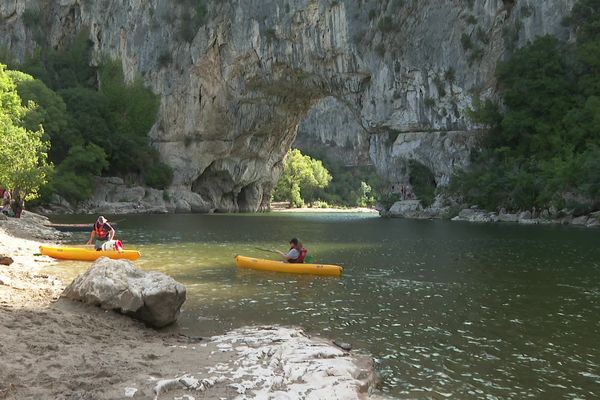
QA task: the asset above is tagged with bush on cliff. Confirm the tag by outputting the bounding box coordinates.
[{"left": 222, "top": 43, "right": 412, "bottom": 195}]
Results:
[
  {"left": 408, "top": 160, "right": 437, "bottom": 208},
  {"left": 450, "top": 1, "right": 600, "bottom": 211}
]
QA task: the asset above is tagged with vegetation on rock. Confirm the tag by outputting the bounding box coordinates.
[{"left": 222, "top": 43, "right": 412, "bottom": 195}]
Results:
[
  {"left": 1, "top": 31, "right": 172, "bottom": 204},
  {"left": 449, "top": 0, "right": 600, "bottom": 213}
]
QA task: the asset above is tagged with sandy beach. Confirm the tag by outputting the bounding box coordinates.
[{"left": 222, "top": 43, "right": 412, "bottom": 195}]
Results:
[{"left": 0, "top": 214, "right": 375, "bottom": 400}]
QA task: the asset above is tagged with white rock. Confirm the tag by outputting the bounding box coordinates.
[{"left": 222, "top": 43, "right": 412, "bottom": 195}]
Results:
[{"left": 61, "top": 258, "right": 186, "bottom": 328}]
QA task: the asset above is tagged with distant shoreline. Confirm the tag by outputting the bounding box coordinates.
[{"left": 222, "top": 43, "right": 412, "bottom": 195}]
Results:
[{"left": 270, "top": 206, "right": 379, "bottom": 214}]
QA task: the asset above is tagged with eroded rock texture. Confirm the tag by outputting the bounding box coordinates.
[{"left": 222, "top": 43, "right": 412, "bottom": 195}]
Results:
[{"left": 0, "top": 0, "right": 575, "bottom": 210}]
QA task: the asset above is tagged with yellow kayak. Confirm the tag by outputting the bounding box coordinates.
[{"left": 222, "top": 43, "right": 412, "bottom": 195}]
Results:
[
  {"left": 235, "top": 255, "right": 343, "bottom": 276},
  {"left": 39, "top": 245, "right": 141, "bottom": 261}
]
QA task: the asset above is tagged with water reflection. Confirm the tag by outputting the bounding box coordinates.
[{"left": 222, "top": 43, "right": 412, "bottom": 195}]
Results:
[{"left": 47, "top": 213, "right": 600, "bottom": 399}]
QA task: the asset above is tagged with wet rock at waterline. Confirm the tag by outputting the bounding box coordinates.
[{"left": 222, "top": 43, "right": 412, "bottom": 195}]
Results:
[
  {"left": 387, "top": 200, "right": 424, "bottom": 219},
  {"left": 452, "top": 208, "right": 494, "bottom": 223},
  {"left": 62, "top": 258, "right": 186, "bottom": 328},
  {"left": 0, "top": 211, "right": 68, "bottom": 241}
]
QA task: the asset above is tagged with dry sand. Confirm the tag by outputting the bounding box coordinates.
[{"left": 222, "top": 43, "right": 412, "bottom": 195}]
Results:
[{"left": 0, "top": 218, "right": 375, "bottom": 400}]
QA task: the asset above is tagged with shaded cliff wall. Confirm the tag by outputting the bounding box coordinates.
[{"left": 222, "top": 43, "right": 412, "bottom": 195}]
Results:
[{"left": 0, "top": 0, "right": 575, "bottom": 210}]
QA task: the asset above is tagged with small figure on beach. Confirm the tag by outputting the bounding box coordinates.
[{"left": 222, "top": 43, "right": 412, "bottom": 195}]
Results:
[
  {"left": 1, "top": 188, "right": 12, "bottom": 216},
  {"left": 87, "top": 216, "right": 116, "bottom": 251},
  {"left": 275, "top": 238, "right": 308, "bottom": 264},
  {"left": 11, "top": 190, "right": 24, "bottom": 218}
]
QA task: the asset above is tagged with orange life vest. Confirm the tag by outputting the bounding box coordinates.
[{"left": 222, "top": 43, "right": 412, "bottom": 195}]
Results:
[
  {"left": 94, "top": 222, "right": 111, "bottom": 240},
  {"left": 289, "top": 248, "right": 308, "bottom": 263}
]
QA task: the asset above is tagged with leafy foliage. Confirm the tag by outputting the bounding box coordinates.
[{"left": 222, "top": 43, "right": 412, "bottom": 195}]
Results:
[
  {"left": 450, "top": 3, "right": 600, "bottom": 211},
  {"left": 50, "top": 144, "right": 108, "bottom": 202},
  {"left": 408, "top": 160, "right": 436, "bottom": 207},
  {"left": 98, "top": 59, "right": 161, "bottom": 176},
  {"left": 0, "top": 64, "right": 52, "bottom": 200},
  {"left": 20, "top": 31, "right": 96, "bottom": 90},
  {"left": 274, "top": 148, "right": 382, "bottom": 208},
  {"left": 8, "top": 32, "right": 172, "bottom": 203},
  {"left": 9, "top": 71, "right": 77, "bottom": 163},
  {"left": 273, "top": 149, "right": 332, "bottom": 207}
]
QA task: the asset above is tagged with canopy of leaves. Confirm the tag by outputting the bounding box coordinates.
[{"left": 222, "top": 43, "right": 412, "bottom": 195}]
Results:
[
  {"left": 450, "top": 1, "right": 600, "bottom": 212},
  {"left": 8, "top": 70, "right": 75, "bottom": 163},
  {"left": 5, "top": 31, "right": 172, "bottom": 203},
  {"left": 273, "top": 149, "right": 332, "bottom": 207},
  {"left": 0, "top": 64, "right": 52, "bottom": 200}
]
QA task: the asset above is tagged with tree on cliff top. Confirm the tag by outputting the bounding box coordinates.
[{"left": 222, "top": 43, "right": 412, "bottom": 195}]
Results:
[
  {"left": 0, "top": 64, "right": 51, "bottom": 200},
  {"left": 273, "top": 149, "right": 332, "bottom": 207}
]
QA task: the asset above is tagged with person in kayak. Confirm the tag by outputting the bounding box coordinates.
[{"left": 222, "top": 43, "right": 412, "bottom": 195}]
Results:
[
  {"left": 86, "top": 216, "right": 116, "bottom": 251},
  {"left": 276, "top": 238, "right": 308, "bottom": 263}
]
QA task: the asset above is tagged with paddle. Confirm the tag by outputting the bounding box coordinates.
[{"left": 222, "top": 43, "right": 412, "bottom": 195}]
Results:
[
  {"left": 253, "top": 246, "right": 317, "bottom": 264},
  {"left": 253, "top": 246, "right": 278, "bottom": 254}
]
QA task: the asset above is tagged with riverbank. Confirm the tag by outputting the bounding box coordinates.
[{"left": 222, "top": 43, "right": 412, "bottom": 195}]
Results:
[
  {"left": 0, "top": 216, "right": 375, "bottom": 399},
  {"left": 382, "top": 200, "right": 600, "bottom": 228},
  {"left": 272, "top": 207, "right": 378, "bottom": 214}
]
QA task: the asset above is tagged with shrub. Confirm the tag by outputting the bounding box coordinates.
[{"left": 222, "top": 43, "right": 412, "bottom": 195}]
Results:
[
  {"left": 461, "top": 33, "right": 473, "bottom": 50},
  {"left": 409, "top": 160, "right": 436, "bottom": 207},
  {"left": 144, "top": 162, "right": 173, "bottom": 190},
  {"left": 158, "top": 52, "right": 172, "bottom": 67},
  {"left": 22, "top": 8, "right": 41, "bottom": 28},
  {"left": 378, "top": 16, "right": 396, "bottom": 33}
]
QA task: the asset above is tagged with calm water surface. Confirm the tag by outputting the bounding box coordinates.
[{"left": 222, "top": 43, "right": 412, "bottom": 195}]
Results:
[{"left": 46, "top": 213, "right": 600, "bottom": 399}]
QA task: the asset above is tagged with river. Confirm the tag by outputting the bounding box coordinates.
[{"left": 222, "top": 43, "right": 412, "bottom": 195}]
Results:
[{"left": 45, "top": 213, "right": 600, "bottom": 399}]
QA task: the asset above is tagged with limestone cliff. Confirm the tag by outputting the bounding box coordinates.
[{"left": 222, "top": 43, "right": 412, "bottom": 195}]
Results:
[{"left": 0, "top": 0, "right": 575, "bottom": 211}]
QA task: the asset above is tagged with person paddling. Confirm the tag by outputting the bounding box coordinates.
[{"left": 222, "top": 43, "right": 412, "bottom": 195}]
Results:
[
  {"left": 275, "top": 238, "right": 308, "bottom": 263},
  {"left": 86, "top": 216, "right": 115, "bottom": 251}
]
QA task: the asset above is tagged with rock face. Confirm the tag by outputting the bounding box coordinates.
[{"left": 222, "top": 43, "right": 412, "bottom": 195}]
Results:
[
  {"left": 62, "top": 258, "right": 186, "bottom": 328},
  {"left": 0, "top": 0, "right": 576, "bottom": 211},
  {"left": 452, "top": 208, "right": 495, "bottom": 223},
  {"left": 387, "top": 200, "right": 424, "bottom": 219}
]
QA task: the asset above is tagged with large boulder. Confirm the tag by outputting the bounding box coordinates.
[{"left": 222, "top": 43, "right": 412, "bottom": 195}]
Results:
[
  {"left": 388, "top": 200, "right": 424, "bottom": 218},
  {"left": 62, "top": 258, "right": 186, "bottom": 328}
]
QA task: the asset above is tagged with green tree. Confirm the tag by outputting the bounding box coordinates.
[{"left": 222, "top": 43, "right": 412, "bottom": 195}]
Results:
[
  {"left": 50, "top": 144, "right": 108, "bottom": 203},
  {"left": 0, "top": 64, "right": 51, "bottom": 200},
  {"left": 273, "top": 149, "right": 332, "bottom": 207},
  {"left": 408, "top": 160, "right": 437, "bottom": 207},
  {"left": 98, "top": 60, "right": 160, "bottom": 174},
  {"left": 20, "top": 30, "right": 95, "bottom": 91},
  {"left": 449, "top": 3, "right": 600, "bottom": 212},
  {"left": 7, "top": 70, "right": 75, "bottom": 163}
]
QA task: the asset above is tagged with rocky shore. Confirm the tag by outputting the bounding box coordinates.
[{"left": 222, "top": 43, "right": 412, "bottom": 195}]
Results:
[
  {"left": 0, "top": 214, "right": 377, "bottom": 399},
  {"left": 382, "top": 200, "right": 600, "bottom": 228},
  {"left": 40, "top": 177, "right": 213, "bottom": 215}
]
